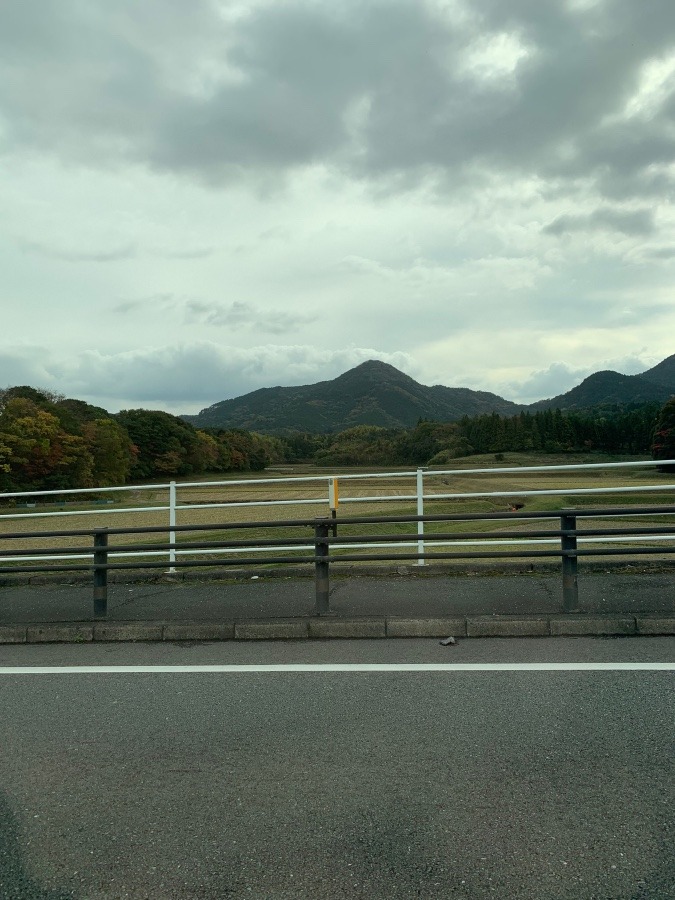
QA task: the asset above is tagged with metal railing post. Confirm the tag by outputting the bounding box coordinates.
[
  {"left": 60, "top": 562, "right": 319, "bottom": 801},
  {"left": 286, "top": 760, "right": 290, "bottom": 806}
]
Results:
[
  {"left": 93, "top": 529, "right": 108, "bottom": 618},
  {"left": 314, "top": 518, "right": 331, "bottom": 615},
  {"left": 168, "top": 480, "right": 177, "bottom": 573},
  {"left": 561, "top": 510, "right": 579, "bottom": 612},
  {"left": 416, "top": 468, "right": 425, "bottom": 566}
]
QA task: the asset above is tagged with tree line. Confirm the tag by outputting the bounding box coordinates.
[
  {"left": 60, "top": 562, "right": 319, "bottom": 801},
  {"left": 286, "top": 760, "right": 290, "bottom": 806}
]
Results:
[
  {"left": 306, "top": 403, "right": 670, "bottom": 467},
  {"left": 0, "top": 386, "right": 286, "bottom": 492},
  {"left": 1, "top": 385, "right": 673, "bottom": 493}
]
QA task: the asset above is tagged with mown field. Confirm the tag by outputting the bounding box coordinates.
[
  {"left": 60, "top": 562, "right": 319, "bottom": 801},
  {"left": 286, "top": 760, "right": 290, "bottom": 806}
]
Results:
[{"left": 1, "top": 453, "right": 674, "bottom": 571}]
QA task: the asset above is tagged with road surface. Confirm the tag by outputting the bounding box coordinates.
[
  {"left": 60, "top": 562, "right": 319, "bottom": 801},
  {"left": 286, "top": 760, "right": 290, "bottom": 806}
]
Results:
[{"left": 1, "top": 638, "right": 673, "bottom": 899}]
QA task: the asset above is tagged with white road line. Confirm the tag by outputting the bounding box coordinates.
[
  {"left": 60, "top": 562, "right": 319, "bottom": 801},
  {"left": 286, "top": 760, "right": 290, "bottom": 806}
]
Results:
[{"left": 0, "top": 663, "right": 672, "bottom": 674}]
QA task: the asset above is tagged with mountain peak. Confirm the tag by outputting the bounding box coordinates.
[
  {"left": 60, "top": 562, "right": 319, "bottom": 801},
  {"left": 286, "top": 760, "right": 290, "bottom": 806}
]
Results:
[
  {"left": 185, "top": 360, "right": 521, "bottom": 431},
  {"left": 183, "top": 353, "right": 675, "bottom": 431},
  {"left": 333, "top": 359, "right": 415, "bottom": 384}
]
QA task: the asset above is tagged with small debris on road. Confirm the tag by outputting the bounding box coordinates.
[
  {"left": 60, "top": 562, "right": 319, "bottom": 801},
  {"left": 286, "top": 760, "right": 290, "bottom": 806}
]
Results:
[{"left": 439, "top": 636, "right": 456, "bottom": 646}]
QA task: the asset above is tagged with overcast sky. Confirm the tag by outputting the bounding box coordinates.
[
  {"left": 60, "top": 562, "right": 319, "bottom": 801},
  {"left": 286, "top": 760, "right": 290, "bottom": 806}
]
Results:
[{"left": 2, "top": 0, "right": 674, "bottom": 415}]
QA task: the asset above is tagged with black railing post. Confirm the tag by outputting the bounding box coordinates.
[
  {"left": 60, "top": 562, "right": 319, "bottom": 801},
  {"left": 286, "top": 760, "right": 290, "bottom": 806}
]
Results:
[
  {"left": 93, "top": 529, "right": 109, "bottom": 619},
  {"left": 560, "top": 510, "right": 579, "bottom": 612},
  {"left": 314, "top": 518, "right": 331, "bottom": 616}
]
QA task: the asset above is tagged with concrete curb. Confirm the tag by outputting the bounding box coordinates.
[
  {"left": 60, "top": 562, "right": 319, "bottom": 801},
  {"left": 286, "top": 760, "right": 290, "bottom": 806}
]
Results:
[
  {"left": 385, "top": 617, "right": 467, "bottom": 638},
  {"left": 636, "top": 616, "right": 675, "bottom": 635},
  {"left": 467, "top": 616, "right": 550, "bottom": 638},
  {"left": 550, "top": 616, "right": 636, "bottom": 636},
  {"left": 2, "top": 615, "right": 673, "bottom": 643},
  {"left": 234, "top": 620, "right": 309, "bottom": 641},
  {"left": 309, "top": 618, "right": 386, "bottom": 639},
  {"left": 25, "top": 624, "right": 94, "bottom": 643}
]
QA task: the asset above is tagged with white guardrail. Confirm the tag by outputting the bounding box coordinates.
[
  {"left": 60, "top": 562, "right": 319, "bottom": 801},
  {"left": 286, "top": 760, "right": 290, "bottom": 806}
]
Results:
[{"left": 1, "top": 459, "right": 675, "bottom": 568}]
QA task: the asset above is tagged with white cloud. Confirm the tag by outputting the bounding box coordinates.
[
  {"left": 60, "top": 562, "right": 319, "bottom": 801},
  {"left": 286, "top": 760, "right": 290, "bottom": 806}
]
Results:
[{"left": 456, "top": 30, "right": 533, "bottom": 87}]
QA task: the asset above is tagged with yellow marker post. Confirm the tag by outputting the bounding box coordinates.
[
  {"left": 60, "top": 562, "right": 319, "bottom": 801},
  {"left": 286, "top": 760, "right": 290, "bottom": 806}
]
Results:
[
  {"left": 329, "top": 478, "right": 339, "bottom": 536},
  {"left": 329, "top": 477, "right": 339, "bottom": 511}
]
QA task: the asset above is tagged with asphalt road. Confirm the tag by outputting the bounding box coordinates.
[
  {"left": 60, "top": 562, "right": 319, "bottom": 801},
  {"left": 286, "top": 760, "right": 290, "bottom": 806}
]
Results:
[{"left": 1, "top": 638, "right": 673, "bottom": 900}]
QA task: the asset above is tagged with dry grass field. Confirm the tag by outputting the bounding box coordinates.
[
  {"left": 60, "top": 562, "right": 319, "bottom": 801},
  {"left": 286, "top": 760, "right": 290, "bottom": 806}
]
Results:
[{"left": 1, "top": 453, "right": 674, "bottom": 571}]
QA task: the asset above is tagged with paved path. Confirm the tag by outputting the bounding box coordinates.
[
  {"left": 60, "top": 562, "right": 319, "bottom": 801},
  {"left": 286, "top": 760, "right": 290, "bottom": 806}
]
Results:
[
  {"left": 1, "top": 570, "right": 673, "bottom": 643},
  {"left": 0, "top": 571, "right": 673, "bottom": 625}
]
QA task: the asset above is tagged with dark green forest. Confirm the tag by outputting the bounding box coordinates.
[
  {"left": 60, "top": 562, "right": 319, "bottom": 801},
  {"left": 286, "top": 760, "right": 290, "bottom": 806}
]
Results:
[{"left": 0, "top": 385, "right": 672, "bottom": 493}]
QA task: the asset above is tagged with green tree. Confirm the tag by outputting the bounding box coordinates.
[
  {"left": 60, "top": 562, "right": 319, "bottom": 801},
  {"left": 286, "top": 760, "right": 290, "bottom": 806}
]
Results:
[
  {"left": 315, "top": 426, "right": 397, "bottom": 467},
  {"left": 189, "top": 431, "right": 220, "bottom": 473},
  {"left": 81, "top": 418, "right": 135, "bottom": 486},
  {"left": 209, "top": 429, "right": 286, "bottom": 471},
  {"left": 115, "top": 409, "right": 202, "bottom": 478},
  {"left": 652, "top": 397, "right": 675, "bottom": 472}
]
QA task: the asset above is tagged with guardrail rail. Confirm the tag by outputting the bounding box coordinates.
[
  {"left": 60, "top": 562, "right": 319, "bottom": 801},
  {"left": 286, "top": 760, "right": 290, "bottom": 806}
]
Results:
[
  {"left": 1, "top": 504, "right": 674, "bottom": 618},
  {"left": 2, "top": 458, "right": 675, "bottom": 569}
]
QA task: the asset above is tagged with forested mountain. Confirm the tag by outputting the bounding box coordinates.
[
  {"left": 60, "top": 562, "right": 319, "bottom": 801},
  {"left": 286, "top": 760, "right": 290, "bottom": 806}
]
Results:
[
  {"left": 529, "top": 355, "right": 675, "bottom": 410},
  {"left": 184, "top": 360, "right": 524, "bottom": 432},
  {"left": 184, "top": 356, "right": 675, "bottom": 433},
  {"left": 635, "top": 353, "right": 675, "bottom": 388}
]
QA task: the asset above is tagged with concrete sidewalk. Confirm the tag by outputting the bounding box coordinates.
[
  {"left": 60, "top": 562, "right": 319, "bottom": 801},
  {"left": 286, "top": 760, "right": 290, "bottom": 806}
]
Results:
[{"left": 0, "top": 568, "right": 673, "bottom": 642}]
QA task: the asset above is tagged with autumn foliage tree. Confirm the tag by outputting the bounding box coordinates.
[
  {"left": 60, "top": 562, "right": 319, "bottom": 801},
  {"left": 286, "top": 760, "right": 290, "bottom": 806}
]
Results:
[
  {"left": 0, "top": 388, "right": 134, "bottom": 491},
  {"left": 0, "top": 397, "right": 92, "bottom": 489},
  {"left": 0, "top": 386, "right": 292, "bottom": 491}
]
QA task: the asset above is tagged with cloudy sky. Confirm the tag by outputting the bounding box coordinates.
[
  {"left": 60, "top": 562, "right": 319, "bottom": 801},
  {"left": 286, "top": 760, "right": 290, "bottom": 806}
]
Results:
[{"left": 2, "top": 0, "right": 674, "bottom": 415}]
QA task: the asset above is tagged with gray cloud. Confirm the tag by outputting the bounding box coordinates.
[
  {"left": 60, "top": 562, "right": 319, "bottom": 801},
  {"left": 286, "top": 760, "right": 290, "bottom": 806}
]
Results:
[
  {"left": 644, "top": 246, "right": 675, "bottom": 259},
  {"left": 112, "top": 293, "right": 175, "bottom": 314},
  {"left": 153, "top": 246, "right": 215, "bottom": 259},
  {"left": 0, "top": 347, "right": 60, "bottom": 392},
  {"left": 1, "top": 343, "right": 415, "bottom": 410},
  {"left": 542, "top": 207, "right": 656, "bottom": 236},
  {"left": 1, "top": 1, "right": 673, "bottom": 417},
  {"left": 1, "top": 1, "right": 674, "bottom": 200},
  {"left": 110, "top": 296, "right": 316, "bottom": 334},
  {"left": 17, "top": 239, "right": 214, "bottom": 265},
  {"left": 18, "top": 238, "right": 137, "bottom": 262},
  {"left": 0, "top": 342, "right": 663, "bottom": 414},
  {"left": 508, "top": 362, "right": 588, "bottom": 403},
  {"left": 184, "top": 300, "right": 318, "bottom": 334},
  {"left": 508, "top": 354, "right": 652, "bottom": 404}
]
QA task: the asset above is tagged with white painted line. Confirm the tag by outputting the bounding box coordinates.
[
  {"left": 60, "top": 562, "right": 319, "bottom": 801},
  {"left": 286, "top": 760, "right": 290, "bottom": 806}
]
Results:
[{"left": 0, "top": 663, "right": 672, "bottom": 675}]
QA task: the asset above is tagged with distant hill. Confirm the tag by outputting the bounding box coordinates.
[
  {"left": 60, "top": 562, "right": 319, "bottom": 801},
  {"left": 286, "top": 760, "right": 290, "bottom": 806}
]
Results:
[
  {"left": 184, "top": 360, "right": 524, "bottom": 432},
  {"left": 183, "top": 354, "right": 675, "bottom": 432},
  {"left": 530, "top": 355, "right": 675, "bottom": 410}
]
